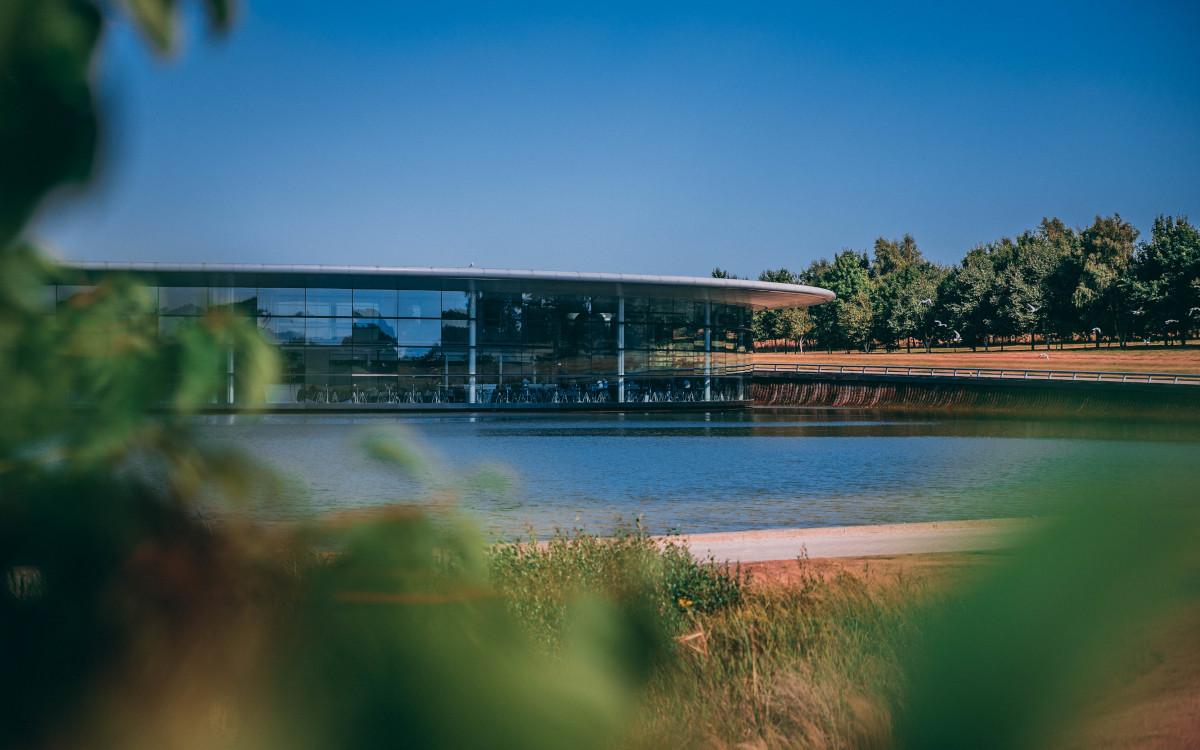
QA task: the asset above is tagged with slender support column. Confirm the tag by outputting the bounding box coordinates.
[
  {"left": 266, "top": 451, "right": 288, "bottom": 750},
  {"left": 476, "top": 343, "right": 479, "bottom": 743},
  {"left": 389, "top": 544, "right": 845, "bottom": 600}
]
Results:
[
  {"left": 704, "top": 301, "right": 712, "bottom": 402},
  {"left": 468, "top": 288, "right": 477, "bottom": 404},
  {"left": 226, "top": 348, "right": 235, "bottom": 405},
  {"left": 617, "top": 296, "right": 625, "bottom": 403}
]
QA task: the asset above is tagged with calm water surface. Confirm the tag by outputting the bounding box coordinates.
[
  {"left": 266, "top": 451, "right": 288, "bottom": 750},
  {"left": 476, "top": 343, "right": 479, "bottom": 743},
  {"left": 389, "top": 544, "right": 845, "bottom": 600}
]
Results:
[{"left": 195, "top": 410, "right": 1200, "bottom": 538}]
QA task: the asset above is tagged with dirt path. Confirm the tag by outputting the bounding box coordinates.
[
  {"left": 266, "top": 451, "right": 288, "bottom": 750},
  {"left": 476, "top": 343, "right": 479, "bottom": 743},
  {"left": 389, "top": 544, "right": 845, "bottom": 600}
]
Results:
[{"left": 677, "top": 518, "right": 1030, "bottom": 564}]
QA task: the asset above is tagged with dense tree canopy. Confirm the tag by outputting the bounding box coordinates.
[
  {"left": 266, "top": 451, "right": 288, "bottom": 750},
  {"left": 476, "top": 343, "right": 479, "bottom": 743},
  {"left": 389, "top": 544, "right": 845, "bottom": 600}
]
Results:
[{"left": 720, "top": 215, "right": 1200, "bottom": 352}]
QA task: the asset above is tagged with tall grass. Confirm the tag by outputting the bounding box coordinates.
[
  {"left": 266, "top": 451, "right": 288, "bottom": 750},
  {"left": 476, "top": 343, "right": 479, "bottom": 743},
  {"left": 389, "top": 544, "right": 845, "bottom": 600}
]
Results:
[
  {"left": 489, "top": 524, "right": 744, "bottom": 653},
  {"left": 490, "top": 528, "right": 927, "bottom": 749},
  {"left": 637, "top": 575, "right": 918, "bottom": 750}
]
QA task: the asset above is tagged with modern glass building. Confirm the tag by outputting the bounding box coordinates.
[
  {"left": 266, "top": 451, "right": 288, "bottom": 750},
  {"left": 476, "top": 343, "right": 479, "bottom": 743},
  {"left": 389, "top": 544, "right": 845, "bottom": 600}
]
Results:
[{"left": 58, "top": 264, "right": 833, "bottom": 408}]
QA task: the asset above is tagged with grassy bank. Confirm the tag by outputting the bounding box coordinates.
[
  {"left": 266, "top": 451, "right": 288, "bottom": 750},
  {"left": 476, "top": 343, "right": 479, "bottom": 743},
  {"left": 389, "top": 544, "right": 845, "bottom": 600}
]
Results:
[
  {"left": 490, "top": 530, "right": 925, "bottom": 749},
  {"left": 489, "top": 530, "right": 1200, "bottom": 749}
]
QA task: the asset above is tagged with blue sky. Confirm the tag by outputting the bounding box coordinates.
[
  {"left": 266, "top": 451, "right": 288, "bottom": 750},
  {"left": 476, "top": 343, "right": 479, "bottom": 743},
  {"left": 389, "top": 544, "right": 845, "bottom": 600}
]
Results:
[{"left": 38, "top": 0, "right": 1200, "bottom": 275}]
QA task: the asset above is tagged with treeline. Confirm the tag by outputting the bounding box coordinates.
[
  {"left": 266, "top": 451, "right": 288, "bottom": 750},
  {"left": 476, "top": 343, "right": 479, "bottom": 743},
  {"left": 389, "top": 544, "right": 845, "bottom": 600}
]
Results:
[{"left": 715, "top": 214, "right": 1200, "bottom": 352}]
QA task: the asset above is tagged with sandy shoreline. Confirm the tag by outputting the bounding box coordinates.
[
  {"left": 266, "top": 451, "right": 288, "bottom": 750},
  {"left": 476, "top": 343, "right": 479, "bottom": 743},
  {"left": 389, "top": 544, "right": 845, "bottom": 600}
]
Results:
[{"left": 668, "top": 517, "right": 1032, "bottom": 563}]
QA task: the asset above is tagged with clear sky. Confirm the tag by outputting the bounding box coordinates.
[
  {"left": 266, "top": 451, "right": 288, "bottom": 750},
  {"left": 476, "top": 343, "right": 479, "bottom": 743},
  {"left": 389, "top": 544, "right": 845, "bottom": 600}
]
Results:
[{"left": 38, "top": 0, "right": 1200, "bottom": 276}]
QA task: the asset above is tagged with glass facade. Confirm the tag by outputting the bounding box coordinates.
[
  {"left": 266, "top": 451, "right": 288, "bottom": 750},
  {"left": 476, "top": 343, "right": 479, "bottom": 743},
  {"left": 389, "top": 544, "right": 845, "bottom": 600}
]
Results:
[{"left": 51, "top": 275, "right": 757, "bottom": 406}]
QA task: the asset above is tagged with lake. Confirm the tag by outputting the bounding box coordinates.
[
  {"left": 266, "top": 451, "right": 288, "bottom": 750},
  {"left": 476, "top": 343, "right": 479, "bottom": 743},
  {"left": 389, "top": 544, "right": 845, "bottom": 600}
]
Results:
[{"left": 195, "top": 410, "right": 1200, "bottom": 539}]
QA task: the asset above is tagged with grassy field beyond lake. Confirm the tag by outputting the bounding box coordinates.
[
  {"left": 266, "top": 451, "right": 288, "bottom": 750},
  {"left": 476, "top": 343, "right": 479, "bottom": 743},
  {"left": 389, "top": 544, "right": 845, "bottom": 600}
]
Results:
[{"left": 755, "top": 347, "right": 1200, "bottom": 374}]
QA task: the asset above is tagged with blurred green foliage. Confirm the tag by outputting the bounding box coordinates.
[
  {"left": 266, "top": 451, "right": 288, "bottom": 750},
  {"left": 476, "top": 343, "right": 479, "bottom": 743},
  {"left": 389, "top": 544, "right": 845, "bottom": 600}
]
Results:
[
  {"left": 260, "top": 513, "right": 663, "bottom": 750},
  {"left": 0, "top": 2, "right": 668, "bottom": 748},
  {"left": 895, "top": 475, "right": 1200, "bottom": 750}
]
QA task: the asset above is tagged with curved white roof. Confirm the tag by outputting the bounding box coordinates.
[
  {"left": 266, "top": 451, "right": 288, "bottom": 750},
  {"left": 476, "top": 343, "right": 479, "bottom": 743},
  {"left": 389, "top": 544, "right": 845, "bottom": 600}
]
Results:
[{"left": 66, "top": 262, "right": 835, "bottom": 310}]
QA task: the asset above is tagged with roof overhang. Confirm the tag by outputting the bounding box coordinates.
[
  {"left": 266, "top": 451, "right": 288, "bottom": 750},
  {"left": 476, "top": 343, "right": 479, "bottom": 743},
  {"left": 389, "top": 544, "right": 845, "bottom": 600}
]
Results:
[{"left": 63, "top": 262, "right": 835, "bottom": 310}]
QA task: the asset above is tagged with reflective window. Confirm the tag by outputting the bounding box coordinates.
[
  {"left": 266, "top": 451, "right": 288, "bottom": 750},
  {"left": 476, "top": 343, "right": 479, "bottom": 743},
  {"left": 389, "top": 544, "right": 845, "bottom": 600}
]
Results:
[
  {"left": 306, "top": 317, "right": 353, "bottom": 345},
  {"left": 440, "top": 291, "right": 471, "bottom": 319},
  {"left": 475, "top": 351, "right": 501, "bottom": 376},
  {"left": 624, "top": 350, "right": 648, "bottom": 373},
  {"left": 647, "top": 297, "right": 679, "bottom": 322},
  {"left": 278, "top": 347, "right": 305, "bottom": 375},
  {"left": 441, "top": 319, "right": 469, "bottom": 345},
  {"left": 522, "top": 300, "right": 558, "bottom": 346},
  {"left": 259, "top": 288, "right": 305, "bottom": 317},
  {"left": 650, "top": 322, "right": 676, "bottom": 349},
  {"left": 623, "top": 297, "right": 649, "bottom": 321},
  {"left": 481, "top": 293, "right": 522, "bottom": 344},
  {"left": 588, "top": 316, "right": 617, "bottom": 354},
  {"left": 648, "top": 349, "right": 675, "bottom": 369},
  {"left": 677, "top": 299, "right": 696, "bottom": 319},
  {"left": 352, "top": 318, "right": 398, "bottom": 345},
  {"left": 554, "top": 354, "right": 591, "bottom": 375},
  {"left": 159, "top": 287, "right": 208, "bottom": 316},
  {"left": 397, "top": 290, "right": 441, "bottom": 318},
  {"left": 304, "top": 347, "right": 355, "bottom": 375},
  {"left": 64, "top": 277, "right": 761, "bottom": 402},
  {"left": 353, "top": 289, "right": 397, "bottom": 318},
  {"left": 260, "top": 317, "right": 306, "bottom": 345},
  {"left": 712, "top": 304, "right": 739, "bottom": 329},
  {"left": 525, "top": 348, "right": 554, "bottom": 376},
  {"left": 265, "top": 377, "right": 302, "bottom": 405},
  {"left": 396, "top": 347, "right": 439, "bottom": 375},
  {"left": 590, "top": 353, "right": 618, "bottom": 374},
  {"left": 395, "top": 318, "right": 441, "bottom": 345},
  {"left": 210, "top": 287, "right": 257, "bottom": 316},
  {"left": 355, "top": 345, "right": 399, "bottom": 374},
  {"left": 443, "top": 348, "right": 469, "bottom": 375},
  {"left": 306, "top": 288, "right": 353, "bottom": 317}
]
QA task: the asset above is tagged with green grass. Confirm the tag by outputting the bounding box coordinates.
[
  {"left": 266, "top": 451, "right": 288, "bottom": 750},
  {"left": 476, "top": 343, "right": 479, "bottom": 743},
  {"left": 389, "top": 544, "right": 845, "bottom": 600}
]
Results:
[
  {"left": 637, "top": 574, "right": 919, "bottom": 750},
  {"left": 489, "top": 528, "right": 925, "bottom": 749},
  {"left": 488, "top": 524, "right": 745, "bottom": 653}
]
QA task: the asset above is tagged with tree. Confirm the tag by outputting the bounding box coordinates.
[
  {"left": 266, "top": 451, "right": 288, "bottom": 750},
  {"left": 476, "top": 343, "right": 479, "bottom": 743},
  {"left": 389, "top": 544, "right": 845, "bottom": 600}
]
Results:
[
  {"left": 779, "top": 307, "right": 814, "bottom": 352},
  {"left": 865, "top": 235, "right": 943, "bottom": 351},
  {"left": 985, "top": 239, "right": 1037, "bottom": 347},
  {"left": 1130, "top": 216, "right": 1200, "bottom": 346},
  {"left": 871, "top": 234, "right": 923, "bottom": 278},
  {"left": 837, "top": 289, "right": 874, "bottom": 351},
  {"left": 935, "top": 246, "right": 997, "bottom": 349},
  {"left": 1037, "top": 218, "right": 1084, "bottom": 347},
  {"left": 809, "top": 251, "right": 871, "bottom": 351},
  {"left": 1073, "top": 215, "right": 1138, "bottom": 347},
  {"left": 873, "top": 262, "right": 942, "bottom": 351},
  {"left": 750, "top": 269, "right": 804, "bottom": 350},
  {"left": 753, "top": 305, "right": 813, "bottom": 352},
  {"left": 986, "top": 225, "right": 1067, "bottom": 349},
  {"left": 758, "top": 267, "right": 799, "bottom": 284}
]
